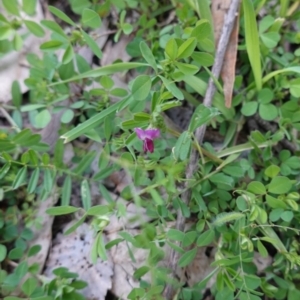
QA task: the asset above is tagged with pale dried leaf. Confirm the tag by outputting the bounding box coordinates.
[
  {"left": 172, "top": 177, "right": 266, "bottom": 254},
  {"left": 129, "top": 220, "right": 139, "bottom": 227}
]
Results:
[
  {"left": 63, "top": 143, "right": 75, "bottom": 165},
  {"left": 39, "top": 84, "right": 79, "bottom": 148},
  {"left": 105, "top": 195, "right": 151, "bottom": 232},
  {"left": 184, "top": 247, "right": 215, "bottom": 288},
  {"left": 100, "top": 36, "right": 131, "bottom": 102},
  {"left": 108, "top": 225, "right": 216, "bottom": 298},
  {"left": 107, "top": 229, "right": 149, "bottom": 299},
  {"left": 39, "top": 111, "right": 64, "bottom": 149},
  {"left": 8, "top": 193, "right": 59, "bottom": 297},
  {"left": 0, "top": 0, "right": 45, "bottom": 103},
  {"left": 108, "top": 229, "right": 185, "bottom": 299},
  {"left": 27, "top": 192, "right": 59, "bottom": 273},
  {"left": 253, "top": 251, "right": 272, "bottom": 273},
  {"left": 76, "top": 20, "right": 109, "bottom": 66},
  {"left": 212, "top": 0, "right": 240, "bottom": 108},
  {"left": 44, "top": 223, "right": 114, "bottom": 300},
  {"left": 101, "top": 35, "right": 132, "bottom": 66},
  {"left": 88, "top": 171, "right": 150, "bottom": 230},
  {"left": 106, "top": 169, "right": 131, "bottom": 194}
]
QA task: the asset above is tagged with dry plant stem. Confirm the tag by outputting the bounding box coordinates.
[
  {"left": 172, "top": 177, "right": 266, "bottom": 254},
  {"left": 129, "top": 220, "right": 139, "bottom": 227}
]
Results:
[
  {"left": 163, "top": 0, "right": 241, "bottom": 298},
  {"left": 0, "top": 107, "right": 21, "bottom": 133}
]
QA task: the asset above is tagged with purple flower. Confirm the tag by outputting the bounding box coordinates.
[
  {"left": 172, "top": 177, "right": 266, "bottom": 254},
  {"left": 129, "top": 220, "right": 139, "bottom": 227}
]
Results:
[{"left": 134, "top": 128, "right": 160, "bottom": 153}]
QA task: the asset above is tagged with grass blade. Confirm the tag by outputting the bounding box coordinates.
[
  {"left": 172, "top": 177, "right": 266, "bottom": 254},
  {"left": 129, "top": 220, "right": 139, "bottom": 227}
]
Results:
[
  {"left": 61, "top": 97, "right": 128, "bottom": 143},
  {"left": 243, "top": 0, "right": 262, "bottom": 90},
  {"left": 49, "top": 62, "right": 148, "bottom": 86}
]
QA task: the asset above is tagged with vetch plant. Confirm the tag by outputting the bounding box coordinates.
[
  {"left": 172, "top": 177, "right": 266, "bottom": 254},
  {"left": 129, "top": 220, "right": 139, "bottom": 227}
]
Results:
[{"left": 2, "top": 0, "right": 300, "bottom": 300}]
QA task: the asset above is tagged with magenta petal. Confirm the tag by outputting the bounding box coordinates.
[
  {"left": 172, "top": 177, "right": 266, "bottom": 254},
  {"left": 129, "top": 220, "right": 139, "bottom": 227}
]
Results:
[
  {"left": 143, "top": 138, "right": 154, "bottom": 153},
  {"left": 134, "top": 128, "right": 160, "bottom": 141},
  {"left": 144, "top": 128, "right": 160, "bottom": 140},
  {"left": 134, "top": 128, "right": 147, "bottom": 140}
]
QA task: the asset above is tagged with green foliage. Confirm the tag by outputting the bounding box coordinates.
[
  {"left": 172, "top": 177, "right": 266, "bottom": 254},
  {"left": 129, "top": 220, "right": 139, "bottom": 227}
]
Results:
[{"left": 1, "top": 0, "right": 300, "bottom": 299}]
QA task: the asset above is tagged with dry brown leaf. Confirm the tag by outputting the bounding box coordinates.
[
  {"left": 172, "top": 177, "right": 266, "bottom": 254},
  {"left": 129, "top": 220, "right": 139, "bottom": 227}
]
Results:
[
  {"left": 44, "top": 223, "right": 114, "bottom": 300},
  {"left": 0, "top": 1, "right": 46, "bottom": 103},
  {"left": 105, "top": 195, "right": 150, "bottom": 232},
  {"left": 101, "top": 35, "right": 132, "bottom": 66},
  {"left": 5, "top": 193, "right": 61, "bottom": 297},
  {"left": 107, "top": 225, "right": 215, "bottom": 299},
  {"left": 106, "top": 169, "right": 131, "bottom": 194},
  {"left": 27, "top": 192, "right": 59, "bottom": 273},
  {"left": 74, "top": 20, "right": 109, "bottom": 67},
  {"left": 99, "top": 35, "right": 132, "bottom": 102},
  {"left": 212, "top": 0, "right": 240, "bottom": 108},
  {"left": 184, "top": 247, "right": 215, "bottom": 287},
  {"left": 107, "top": 229, "right": 186, "bottom": 299},
  {"left": 107, "top": 229, "right": 149, "bottom": 299},
  {"left": 253, "top": 252, "right": 272, "bottom": 273}
]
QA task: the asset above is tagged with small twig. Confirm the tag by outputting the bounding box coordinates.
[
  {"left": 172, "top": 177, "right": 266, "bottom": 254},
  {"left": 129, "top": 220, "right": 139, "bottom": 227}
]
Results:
[
  {"left": 6, "top": 259, "right": 19, "bottom": 269},
  {"left": 0, "top": 107, "right": 21, "bottom": 133},
  {"left": 91, "top": 30, "right": 118, "bottom": 39},
  {"left": 163, "top": 1, "right": 241, "bottom": 298}
]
